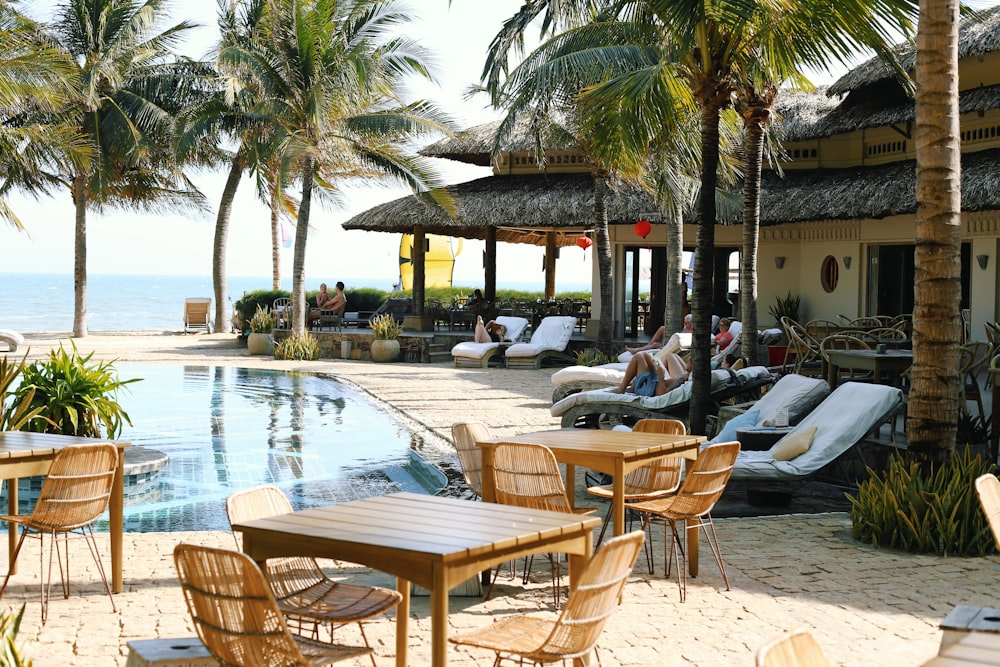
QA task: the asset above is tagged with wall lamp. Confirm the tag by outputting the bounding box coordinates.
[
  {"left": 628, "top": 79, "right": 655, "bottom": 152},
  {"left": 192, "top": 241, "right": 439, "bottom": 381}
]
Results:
[
  {"left": 774, "top": 256, "right": 786, "bottom": 269},
  {"left": 977, "top": 254, "right": 989, "bottom": 270},
  {"left": 842, "top": 256, "right": 852, "bottom": 270}
]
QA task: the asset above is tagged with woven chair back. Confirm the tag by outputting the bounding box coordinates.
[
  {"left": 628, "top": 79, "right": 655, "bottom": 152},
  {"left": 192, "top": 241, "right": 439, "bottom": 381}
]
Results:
[
  {"left": 32, "top": 443, "right": 117, "bottom": 530},
  {"left": 660, "top": 441, "right": 740, "bottom": 519},
  {"left": 756, "top": 628, "right": 831, "bottom": 667},
  {"left": 532, "top": 531, "right": 644, "bottom": 660},
  {"left": 624, "top": 420, "right": 685, "bottom": 494},
  {"left": 492, "top": 442, "right": 571, "bottom": 513},
  {"left": 976, "top": 474, "right": 1000, "bottom": 546},
  {"left": 819, "top": 335, "right": 872, "bottom": 373},
  {"left": 450, "top": 422, "right": 489, "bottom": 497},
  {"left": 174, "top": 544, "right": 311, "bottom": 666},
  {"left": 862, "top": 327, "right": 908, "bottom": 342}
]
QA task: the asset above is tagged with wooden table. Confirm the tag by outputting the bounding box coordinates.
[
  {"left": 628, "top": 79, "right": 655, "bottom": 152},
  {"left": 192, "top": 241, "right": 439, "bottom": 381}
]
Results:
[
  {"left": 923, "top": 630, "right": 1000, "bottom": 665},
  {"left": 233, "top": 492, "right": 599, "bottom": 667},
  {"left": 824, "top": 348, "right": 913, "bottom": 389},
  {"left": 0, "top": 432, "right": 129, "bottom": 593},
  {"left": 478, "top": 428, "right": 704, "bottom": 572}
]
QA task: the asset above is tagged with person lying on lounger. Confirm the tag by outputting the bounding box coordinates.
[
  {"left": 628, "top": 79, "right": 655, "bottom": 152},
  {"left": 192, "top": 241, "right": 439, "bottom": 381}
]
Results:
[
  {"left": 474, "top": 315, "right": 507, "bottom": 343},
  {"left": 624, "top": 314, "right": 692, "bottom": 355},
  {"left": 610, "top": 351, "right": 690, "bottom": 397}
]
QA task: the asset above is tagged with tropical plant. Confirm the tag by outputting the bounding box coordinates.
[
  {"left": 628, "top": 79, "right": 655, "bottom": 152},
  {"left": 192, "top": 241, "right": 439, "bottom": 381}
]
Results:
[
  {"left": 14, "top": 343, "right": 139, "bottom": 439},
  {"left": 908, "top": 0, "right": 963, "bottom": 463},
  {"left": 0, "top": 354, "right": 45, "bottom": 432},
  {"left": 0, "top": 605, "right": 31, "bottom": 667},
  {"left": 26, "top": 0, "right": 205, "bottom": 338},
  {"left": 769, "top": 292, "right": 801, "bottom": 326},
  {"left": 248, "top": 305, "right": 274, "bottom": 334},
  {"left": 575, "top": 348, "right": 613, "bottom": 367},
  {"left": 848, "top": 447, "right": 997, "bottom": 556},
  {"left": 223, "top": 0, "right": 453, "bottom": 335},
  {"left": 274, "top": 332, "right": 320, "bottom": 360},
  {"left": 369, "top": 313, "right": 401, "bottom": 340}
]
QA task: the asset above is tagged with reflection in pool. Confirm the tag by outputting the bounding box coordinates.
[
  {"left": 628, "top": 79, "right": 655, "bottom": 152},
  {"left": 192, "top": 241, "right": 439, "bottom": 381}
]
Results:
[{"left": 113, "top": 364, "right": 450, "bottom": 532}]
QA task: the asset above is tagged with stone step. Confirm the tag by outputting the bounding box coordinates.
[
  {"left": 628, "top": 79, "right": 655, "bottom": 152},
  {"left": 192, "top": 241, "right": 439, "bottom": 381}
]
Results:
[{"left": 427, "top": 350, "right": 453, "bottom": 363}]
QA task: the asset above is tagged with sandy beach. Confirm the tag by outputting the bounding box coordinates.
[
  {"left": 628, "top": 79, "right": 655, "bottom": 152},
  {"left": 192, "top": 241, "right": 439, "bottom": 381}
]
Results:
[{"left": 1, "top": 330, "right": 996, "bottom": 666}]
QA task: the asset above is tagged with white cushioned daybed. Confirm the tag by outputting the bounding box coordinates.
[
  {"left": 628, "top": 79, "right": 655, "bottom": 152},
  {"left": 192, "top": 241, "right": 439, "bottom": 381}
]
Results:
[
  {"left": 451, "top": 316, "right": 529, "bottom": 368},
  {"left": 505, "top": 316, "right": 577, "bottom": 369}
]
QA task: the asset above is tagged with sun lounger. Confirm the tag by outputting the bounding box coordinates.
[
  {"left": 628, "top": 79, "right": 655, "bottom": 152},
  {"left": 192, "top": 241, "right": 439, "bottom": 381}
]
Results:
[
  {"left": 0, "top": 329, "right": 24, "bottom": 352},
  {"left": 710, "top": 373, "right": 830, "bottom": 438},
  {"left": 505, "top": 316, "right": 577, "bottom": 369},
  {"left": 451, "top": 316, "right": 530, "bottom": 368},
  {"left": 729, "top": 382, "right": 904, "bottom": 484},
  {"left": 183, "top": 298, "right": 212, "bottom": 333},
  {"left": 551, "top": 365, "right": 775, "bottom": 429},
  {"left": 551, "top": 362, "right": 630, "bottom": 402}
]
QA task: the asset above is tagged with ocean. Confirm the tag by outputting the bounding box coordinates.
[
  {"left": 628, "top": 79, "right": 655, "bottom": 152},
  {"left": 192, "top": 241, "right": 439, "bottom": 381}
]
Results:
[{"left": 0, "top": 273, "right": 591, "bottom": 332}]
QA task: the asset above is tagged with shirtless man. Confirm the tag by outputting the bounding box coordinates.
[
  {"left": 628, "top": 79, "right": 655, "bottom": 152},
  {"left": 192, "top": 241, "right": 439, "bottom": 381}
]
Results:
[{"left": 611, "top": 351, "right": 690, "bottom": 397}]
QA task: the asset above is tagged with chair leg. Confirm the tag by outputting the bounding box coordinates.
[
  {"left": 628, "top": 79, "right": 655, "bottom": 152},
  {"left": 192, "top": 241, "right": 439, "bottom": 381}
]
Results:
[
  {"left": 595, "top": 510, "right": 612, "bottom": 547},
  {"left": 0, "top": 527, "right": 29, "bottom": 602},
  {"left": 81, "top": 525, "right": 117, "bottom": 612},
  {"left": 700, "top": 515, "right": 730, "bottom": 592}
]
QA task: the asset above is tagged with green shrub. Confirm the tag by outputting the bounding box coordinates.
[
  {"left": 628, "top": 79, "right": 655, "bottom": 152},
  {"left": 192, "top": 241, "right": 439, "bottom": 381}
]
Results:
[
  {"left": 248, "top": 305, "right": 274, "bottom": 334},
  {"left": 233, "top": 289, "right": 290, "bottom": 324},
  {"left": 14, "top": 343, "right": 139, "bottom": 439},
  {"left": 576, "top": 348, "right": 614, "bottom": 366},
  {"left": 848, "top": 446, "right": 997, "bottom": 556},
  {"left": 769, "top": 291, "right": 801, "bottom": 324},
  {"left": 369, "top": 313, "right": 402, "bottom": 339},
  {"left": 0, "top": 605, "right": 31, "bottom": 666},
  {"left": 274, "top": 333, "right": 320, "bottom": 361},
  {"left": 0, "top": 354, "right": 44, "bottom": 432}
]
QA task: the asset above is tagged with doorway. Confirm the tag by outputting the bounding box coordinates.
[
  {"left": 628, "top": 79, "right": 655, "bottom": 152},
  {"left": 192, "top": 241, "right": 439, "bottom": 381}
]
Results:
[{"left": 867, "top": 242, "right": 970, "bottom": 316}]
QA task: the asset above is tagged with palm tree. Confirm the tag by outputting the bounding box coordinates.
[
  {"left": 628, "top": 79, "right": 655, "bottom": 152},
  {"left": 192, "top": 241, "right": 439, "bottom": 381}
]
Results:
[
  {"left": 226, "top": 0, "right": 452, "bottom": 334},
  {"left": 908, "top": 0, "right": 963, "bottom": 463},
  {"left": 36, "top": 0, "right": 205, "bottom": 337}
]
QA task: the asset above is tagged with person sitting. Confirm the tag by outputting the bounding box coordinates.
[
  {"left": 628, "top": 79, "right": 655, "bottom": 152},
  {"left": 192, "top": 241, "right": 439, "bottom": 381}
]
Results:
[
  {"left": 310, "top": 281, "right": 347, "bottom": 323},
  {"left": 714, "top": 318, "right": 734, "bottom": 350},
  {"left": 623, "top": 314, "right": 692, "bottom": 357},
  {"left": 610, "top": 351, "right": 690, "bottom": 397},
  {"left": 474, "top": 315, "right": 506, "bottom": 343},
  {"left": 467, "top": 288, "right": 484, "bottom": 306}
]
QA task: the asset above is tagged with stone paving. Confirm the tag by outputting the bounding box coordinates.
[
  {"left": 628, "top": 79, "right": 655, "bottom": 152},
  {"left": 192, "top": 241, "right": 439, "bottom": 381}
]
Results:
[{"left": 2, "top": 331, "right": 998, "bottom": 666}]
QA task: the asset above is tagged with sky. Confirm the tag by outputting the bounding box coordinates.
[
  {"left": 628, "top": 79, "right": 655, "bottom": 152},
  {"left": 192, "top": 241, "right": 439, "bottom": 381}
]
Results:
[{"left": 3, "top": 0, "right": 999, "bottom": 289}]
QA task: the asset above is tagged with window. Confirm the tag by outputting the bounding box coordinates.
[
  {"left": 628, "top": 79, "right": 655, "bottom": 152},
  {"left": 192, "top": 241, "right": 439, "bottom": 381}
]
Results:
[{"left": 821, "top": 256, "right": 839, "bottom": 293}]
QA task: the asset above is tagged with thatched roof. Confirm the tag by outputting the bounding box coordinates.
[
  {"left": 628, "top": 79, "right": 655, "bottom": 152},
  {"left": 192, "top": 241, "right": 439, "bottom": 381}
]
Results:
[
  {"left": 750, "top": 147, "right": 1000, "bottom": 224},
  {"left": 773, "top": 82, "right": 1000, "bottom": 142},
  {"left": 419, "top": 115, "right": 580, "bottom": 166},
  {"left": 828, "top": 6, "right": 1000, "bottom": 95},
  {"left": 342, "top": 172, "right": 657, "bottom": 245}
]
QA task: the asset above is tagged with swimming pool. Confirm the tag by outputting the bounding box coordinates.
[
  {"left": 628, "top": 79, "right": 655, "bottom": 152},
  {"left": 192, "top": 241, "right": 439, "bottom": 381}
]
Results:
[{"left": 106, "top": 364, "right": 456, "bottom": 532}]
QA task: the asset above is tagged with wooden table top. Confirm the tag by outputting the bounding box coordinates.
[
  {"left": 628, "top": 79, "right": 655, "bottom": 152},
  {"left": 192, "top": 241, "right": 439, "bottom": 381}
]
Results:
[
  {"left": 481, "top": 428, "right": 704, "bottom": 457},
  {"left": 0, "top": 431, "right": 129, "bottom": 459},
  {"left": 234, "top": 492, "right": 599, "bottom": 565},
  {"left": 826, "top": 348, "right": 913, "bottom": 361}
]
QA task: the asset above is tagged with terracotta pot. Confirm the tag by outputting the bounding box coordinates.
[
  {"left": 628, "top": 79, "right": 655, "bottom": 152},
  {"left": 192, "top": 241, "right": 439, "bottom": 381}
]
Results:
[
  {"left": 370, "top": 339, "right": 400, "bottom": 363},
  {"left": 247, "top": 332, "right": 273, "bottom": 356}
]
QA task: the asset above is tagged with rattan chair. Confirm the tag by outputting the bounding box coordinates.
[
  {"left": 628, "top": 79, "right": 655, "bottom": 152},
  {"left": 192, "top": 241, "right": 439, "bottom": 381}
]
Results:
[
  {"left": 820, "top": 334, "right": 873, "bottom": 383},
  {"left": 756, "top": 628, "right": 831, "bottom": 667},
  {"left": 226, "top": 486, "right": 402, "bottom": 666},
  {"left": 959, "top": 341, "right": 992, "bottom": 420},
  {"left": 975, "top": 474, "right": 1000, "bottom": 545},
  {"left": 174, "top": 544, "right": 371, "bottom": 667},
  {"left": 450, "top": 530, "right": 644, "bottom": 667},
  {"left": 0, "top": 443, "right": 118, "bottom": 623},
  {"left": 451, "top": 422, "right": 490, "bottom": 498},
  {"left": 487, "top": 442, "right": 596, "bottom": 608},
  {"left": 780, "top": 317, "right": 822, "bottom": 376},
  {"left": 273, "top": 297, "right": 292, "bottom": 330},
  {"left": 629, "top": 441, "right": 740, "bottom": 602},
  {"left": 586, "top": 419, "right": 685, "bottom": 565}
]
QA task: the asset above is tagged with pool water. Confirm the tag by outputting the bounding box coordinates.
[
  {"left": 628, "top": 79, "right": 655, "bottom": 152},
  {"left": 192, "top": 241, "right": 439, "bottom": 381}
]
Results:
[{"left": 108, "top": 364, "right": 451, "bottom": 532}]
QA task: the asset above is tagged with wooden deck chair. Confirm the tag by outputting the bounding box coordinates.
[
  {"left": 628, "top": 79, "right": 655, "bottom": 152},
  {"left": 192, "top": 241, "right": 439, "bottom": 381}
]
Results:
[
  {"left": 226, "top": 486, "right": 401, "bottom": 666},
  {"left": 174, "top": 544, "right": 371, "bottom": 667},
  {"left": 756, "top": 628, "right": 832, "bottom": 667},
  {"left": 505, "top": 316, "right": 577, "bottom": 369},
  {"left": 183, "top": 298, "right": 212, "bottom": 333},
  {"left": 449, "top": 531, "right": 644, "bottom": 667}
]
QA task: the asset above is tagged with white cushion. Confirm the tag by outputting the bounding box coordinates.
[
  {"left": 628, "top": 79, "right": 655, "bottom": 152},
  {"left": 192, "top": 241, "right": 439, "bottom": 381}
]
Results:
[
  {"left": 494, "top": 316, "right": 529, "bottom": 342},
  {"left": 451, "top": 341, "right": 500, "bottom": 359},
  {"left": 506, "top": 316, "right": 576, "bottom": 358},
  {"left": 749, "top": 374, "right": 829, "bottom": 426},
  {"left": 551, "top": 363, "right": 629, "bottom": 385}
]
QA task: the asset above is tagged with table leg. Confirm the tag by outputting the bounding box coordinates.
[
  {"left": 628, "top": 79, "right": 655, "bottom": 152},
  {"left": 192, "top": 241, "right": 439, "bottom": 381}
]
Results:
[
  {"left": 431, "top": 565, "right": 449, "bottom": 666},
  {"left": 564, "top": 463, "right": 576, "bottom": 511},
  {"left": 395, "top": 577, "right": 410, "bottom": 667},
  {"left": 480, "top": 446, "right": 496, "bottom": 504},
  {"left": 111, "top": 453, "right": 124, "bottom": 593},
  {"left": 827, "top": 361, "right": 840, "bottom": 390},
  {"left": 687, "top": 518, "right": 699, "bottom": 577},
  {"left": 612, "top": 460, "right": 624, "bottom": 537},
  {"left": 6, "top": 478, "right": 16, "bottom": 575}
]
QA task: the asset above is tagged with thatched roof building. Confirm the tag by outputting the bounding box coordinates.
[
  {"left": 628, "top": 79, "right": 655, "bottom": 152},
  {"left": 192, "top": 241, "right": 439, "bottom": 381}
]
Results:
[{"left": 419, "top": 115, "right": 579, "bottom": 165}]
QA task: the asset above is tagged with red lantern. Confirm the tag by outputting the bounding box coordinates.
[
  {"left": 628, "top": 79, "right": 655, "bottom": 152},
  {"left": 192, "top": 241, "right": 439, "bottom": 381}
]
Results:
[
  {"left": 576, "top": 235, "right": 593, "bottom": 250},
  {"left": 634, "top": 219, "right": 652, "bottom": 239}
]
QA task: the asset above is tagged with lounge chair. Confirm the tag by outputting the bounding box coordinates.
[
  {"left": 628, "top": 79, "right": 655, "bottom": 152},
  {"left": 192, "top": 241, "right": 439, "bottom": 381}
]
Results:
[
  {"left": 505, "top": 315, "right": 577, "bottom": 369},
  {"left": 0, "top": 329, "right": 24, "bottom": 352},
  {"left": 709, "top": 373, "right": 830, "bottom": 440},
  {"left": 729, "top": 382, "right": 904, "bottom": 486},
  {"left": 450, "top": 316, "right": 529, "bottom": 368},
  {"left": 551, "top": 366, "right": 775, "bottom": 429},
  {"left": 183, "top": 298, "right": 212, "bottom": 333}
]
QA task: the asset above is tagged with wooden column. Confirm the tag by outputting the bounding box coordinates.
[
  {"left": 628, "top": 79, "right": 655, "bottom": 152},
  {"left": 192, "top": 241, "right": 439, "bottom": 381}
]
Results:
[
  {"left": 545, "top": 232, "right": 557, "bottom": 299},
  {"left": 412, "top": 226, "right": 425, "bottom": 316},
  {"left": 485, "top": 227, "right": 497, "bottom": 301}
]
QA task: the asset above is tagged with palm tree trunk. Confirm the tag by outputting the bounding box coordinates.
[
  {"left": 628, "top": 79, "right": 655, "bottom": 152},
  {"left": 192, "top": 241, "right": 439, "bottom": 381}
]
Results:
[
  {"left": 909, "top": 0, "right": 962, "bottom": 463},
  {"left": 214, "top": 157, "right": 243, "bottom": 333},
  {"left": 594, "top": 173, "right": 613, "bottom": 355},
  {"left": 270, "top": 175, "right": 281, "bottom": 291},
  {"left": 740, "top": 112, "right": 766, "bottom": 367},
  {"left": 663, "top": 198, "right": 684, "bottom": 336},
  {"left": 690, "top": 105, "right": 721, "bottom": 435},
  {"left": 72, "top": 172, "right": 88, "bottom": 338},
  {"left": 291, "top": 156, "right": 314, "bottom": 335}
]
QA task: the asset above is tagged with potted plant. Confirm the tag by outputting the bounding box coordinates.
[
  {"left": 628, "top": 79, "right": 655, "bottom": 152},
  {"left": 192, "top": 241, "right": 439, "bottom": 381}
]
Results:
[
  {"left": 369, "top": 313, "right": 401, "bottom": 362},
  {"left": 247, "top": 305, "right": 274, "bottom": 356}
]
